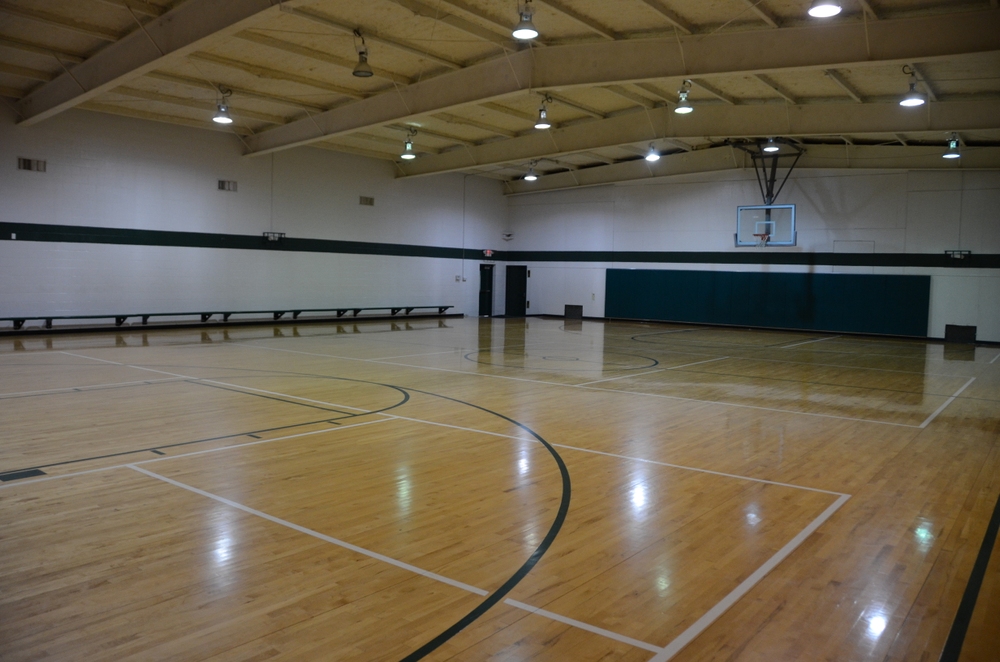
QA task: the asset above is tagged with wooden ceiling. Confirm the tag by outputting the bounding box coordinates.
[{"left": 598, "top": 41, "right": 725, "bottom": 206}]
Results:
[{"left": 2, "top": 0, "right": 999, "bottom": 193}]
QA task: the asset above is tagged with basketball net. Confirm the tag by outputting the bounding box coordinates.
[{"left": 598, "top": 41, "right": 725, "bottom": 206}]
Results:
[{"left": 753, "top": 233, "right": 770, "bottom": 249}]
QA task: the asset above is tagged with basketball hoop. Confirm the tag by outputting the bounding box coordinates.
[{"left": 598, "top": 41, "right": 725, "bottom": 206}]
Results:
[{"left": 753, "top": 233, "right": 770, "bottom": 249}]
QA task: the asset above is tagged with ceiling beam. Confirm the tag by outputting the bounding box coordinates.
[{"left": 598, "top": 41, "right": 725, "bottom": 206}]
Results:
[
  {"left": 0, "top": 85, "right": 25, "bottom": 99},
  {"left": 547, "top": 92, "right": 606, "bottom": 118},
  {"left": 434, "top": 112, "right": 519, "bottom": 137},
  {"left": 0, "top": 2, "right": 121, "bottom": 41},
  {"left": 188, "top": 52, "right": 368, "bottom": 99},
  {"left": 435, "top": 0, "right": 549, "bottom": 46},
  {"left": 754, "top": 74, "right": 799, "bottom": 104},
  {"left": 93, "top": 0, "right": 166, "bottom": 18},
  {"left": 144, "top": 71, "right": 327, "bottom": 112},
  {"left": 689, "top": 78, "right": 737, "bottom": 105},
  {"left": 0, "top": 36, "right": 87, "bottom": 64},
  {"left": 245, "top": 10, "right": 1000, "bottom": 155},
  {"left": 394, "top": 99, "right": 1000, "bottom": 177},
  {"left": 480, "top": 102, "right": 536, "bottom": 122},
  {"left": 739, "top": 0, "right": 780, "bottom": 28},
  {"left": 387, "top": 123, "right": 475, "bottom": 147},
  {"left": 283, "top": 6, "right": 463, "bottom": 70},
  {"left": 633, "top": 0, "right": 694, "bottom": 35},
  {"left": 603, "top": 85, "right": 659, "bottom": 109},
  {"left": 504, "top": 144, "right": 1000, "bottom": 194},
  {"left": 535, "top": 0, "right": 617, "bottom": 40},
  {"left": 234, "top": 32, "right": 414, "bottom": 85},
  {"left": 908, "top": 62, "right": 939, "bottom": 102},
  {"left": 17, "top": 0, "right": 311, "bottom": 126},
  {"left": 824, "top": 69, "right": 865, "bottom": 103},
  {"left": 79, "top": 101, "right": 253, "bottom": 135}
]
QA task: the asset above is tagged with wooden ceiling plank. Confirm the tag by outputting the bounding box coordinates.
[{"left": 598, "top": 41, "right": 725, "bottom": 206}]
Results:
[
  {"left": 824, "top": 69, "right": 865, "bottom": 103},
  {"left": 435, "top": 111, "right": 518, "bottom": 137},
  {"left": 0, "top": 85, "right": 26, "bottom": 99},
  {"left": 739, "top": 0, "right": 780, "bottom": 28},
  {"left": 391, "top": 0, "right": 513, "bottom": 47},
  {"left": 480, "top": 101, "right": 536, "bottom": 122},
  {"left": 535, "top": 0, "right": 616, "bottom": 40},
  {"left": 284, "top": 6, "right": 463, "bottom": 69},
  {"left": 145, "top": 71, "right": 327, "bottom": 112},
  {"left": 546, "top": 92, "right": 606, "bottom": 118},
  {"left": 633, "top": 0, "right": 694, "bottom": 35},
  {"left": 908, "top": 62, "right": 939, "bottom": 102},
  {"left": 80, "top": 100, "right": 254, "bottom": 134},
  {"left": 689, "top": 78, "right": 737, "bottom": 105},
  {"left": 0, "top": 62, "right": 56, "bottom": 83},
  {"left": 754, "top": 73, "right": 799, "bottom": 104},
  {"left": 235, "top": 31, "right": 414, "bottom": 85},
  {"left": 92, "top": 0, "right": 166, "bottom": 18},
  {"left": 114, "top": 85, "right": 287, "bottom": 123},
  {"left": 603, "top": 84, "right": 657, "bottom": 109},
  {"left": 388, "top": 123, "right": 475, "bottom": 146},
  {"left": 188, "top": 52, "right": 367, "bottom": 99},
  {"left": 0, "top": 36, "right": 87, "bottom": 64},
  {"left": 0, "top": 2, "right": 122, "bottom": 41}
]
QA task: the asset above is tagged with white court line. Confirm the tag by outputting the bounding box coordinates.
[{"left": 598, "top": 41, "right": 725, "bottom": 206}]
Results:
[
  {"left": 549, "top": 444, "right": 846, "bottom": 497},
  {"left": 779, "top": 336, "right": 840, "bottom": 349},
  {"left": 370, "top": 349, "right": 464, "bottom": 361},
  {"left": 577, "top": 369, "right": 666, "bottom": 387},
  {"left": 665, "top": 356, "right": 731, "bottom": 371},
  {"left": 918, "top": 377, "right": 976, "bottom": 429},
  {"left": 991, "top": 352, "right": 1000, "bottom": 365},
  {"left": 504, "top": 599, "right": 663, "bottom": 654},
  {"left": 0, "top": 376, "right": 186, "bottom": 399},
  {"left": 646, "top": 494, "right": 852, "bottom": 662},
  {"left": 236, "top": 344, "right": 923, "bottom": 428},
  {"left": 127, "top": 464, "right": 489, "bottom": 597},
  {"left": 0, "top": 418, "right": 391, "bottom": 491}
]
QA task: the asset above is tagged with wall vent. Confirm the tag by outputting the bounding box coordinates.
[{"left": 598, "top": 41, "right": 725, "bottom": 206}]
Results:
[
  {"left": 218, "top": 180, "right": 237, "bottom": 192},
  {"left": 359, "top": 196, "right": 375, "bottom": 206},
  {"left": 18, "top": 158, "right": 46, "bottom": 172}
]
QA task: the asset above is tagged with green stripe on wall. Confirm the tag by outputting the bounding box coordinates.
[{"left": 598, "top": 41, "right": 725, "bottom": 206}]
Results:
[{"left": 2, "top": 222, "right": 998, "bottom": 269}]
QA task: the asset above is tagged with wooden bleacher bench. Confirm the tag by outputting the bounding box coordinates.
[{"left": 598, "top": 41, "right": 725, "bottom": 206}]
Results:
[{"left": 1, "top": 306, "right": 454, "bottom": 331}]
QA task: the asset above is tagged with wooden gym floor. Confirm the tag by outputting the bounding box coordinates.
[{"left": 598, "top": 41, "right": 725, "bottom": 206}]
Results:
[{"left": 1, "top": 317, "right": 998, "bottom": 661}]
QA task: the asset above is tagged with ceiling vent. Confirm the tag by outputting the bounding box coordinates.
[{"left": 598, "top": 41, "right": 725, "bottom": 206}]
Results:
[
  {"left": 359, "top": 196, "right": 375, "bottom": 206},
  {"left": 18, "top": 158, "right": 46, "bottom": 172},
  {"left": 218, "top": 180, "right": 237, "bottom": 192}
]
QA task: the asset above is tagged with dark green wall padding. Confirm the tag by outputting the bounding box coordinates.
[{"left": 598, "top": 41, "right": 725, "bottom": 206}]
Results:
[{"left": 605, "top": 269, "right": 931, "bottom": 337}]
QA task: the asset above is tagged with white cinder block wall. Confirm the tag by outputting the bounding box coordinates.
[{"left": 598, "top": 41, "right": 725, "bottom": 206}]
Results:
[
  {"left": 0, "top": 107, "right": 507, "bottom": 320},
  {"left": 507, "top": 169, "right": 1000, "bottom": 341}
]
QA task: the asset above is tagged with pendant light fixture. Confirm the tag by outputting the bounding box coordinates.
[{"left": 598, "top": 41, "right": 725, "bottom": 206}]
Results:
[
  {"left": 763, "top": 138, "right": 780, "bottom": 153},
  {"left": 352, "top": 30, "right": 374, "bottom": 78},
  {"left": 942, "top": 134, "right": 961, "bottom": 159},
  {"left": 213, "top": 87, "right": 233, "bottom": 124},
  {"left": 534, "top": 96, "right": 552, "bottom": 130},
  {"left": 645, "top": 144, "right": 660, "bottom": 162},
  {"left": 400, "top": 128, "right": 417, "bottom": 160},
  {"left": 808, "top": 0, "right": 842, "bottom": 17},
  {"left": 523, "top": 161, "right": 538, "bottom": 181},
  {"left": 512, "top": 0, "right": 539, "bottom": 40},
  {"left": 674, "top": 80, "right": 693, "bottom": 115},
  {"left": 899, "top": 66, "right": 927, "bottom": 107}
]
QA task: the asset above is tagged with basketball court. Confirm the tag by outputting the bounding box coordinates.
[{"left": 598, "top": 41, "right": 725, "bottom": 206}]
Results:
[{"left": 2, "top": 317, "right": 998, "bottom": 660}]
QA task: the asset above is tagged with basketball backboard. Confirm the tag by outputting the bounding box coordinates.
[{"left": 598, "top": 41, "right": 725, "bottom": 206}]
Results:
[{"left": 736, "top": 205, "right": 796, "bottom": 247}]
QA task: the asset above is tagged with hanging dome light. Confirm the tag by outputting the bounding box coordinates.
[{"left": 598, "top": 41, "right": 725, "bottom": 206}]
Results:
[
  {"left": 353, "top": 30, "right": 373, "bottom": 78},
  {"left": 674, "top": 80, "right": 693, "bottom": 114},
  {"left": 353, "top": 50, "right": 373, "bottom": 78},
  {"left": 899, "top": 81, "right": 927, "bottom": 107},
  {"left": 523, "top": 164, "right": 538, "bottom": 181},
  {"left": 534, "top": 106, "right": 551, "bottom": 130},
  {"left": 942, "top": 135, "right": 961, "bottom": 159},
  {"left": 401, "top": 139, "right": 416, "bottom": 160},
  {"left": 213, "top": 103, "right": 233, "bottom": 125},
  {"left": 808, "top": 0, "right": 842, "bottom": 18},
  {"left": 645, "top": 144, "right": 660, "bottom": 162},
  {"left": 512, "top": 2, "right": 538, "bottom": 40},
  {"left": 763, "top": 138, "right": 780, "bottom": 153}
]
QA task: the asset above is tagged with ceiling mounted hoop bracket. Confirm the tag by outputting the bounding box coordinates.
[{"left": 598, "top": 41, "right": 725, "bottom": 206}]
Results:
[{"left": 731, "top": 139, "right": 804, "bottom": 205}]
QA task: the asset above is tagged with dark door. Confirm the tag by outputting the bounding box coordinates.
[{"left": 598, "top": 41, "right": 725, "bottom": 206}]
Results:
[
  {"left": 505, "top": 265, "right": 528, "bottom": 317},
  {"left": 478, "top": 264, "right": 494, "bottom": 316}
]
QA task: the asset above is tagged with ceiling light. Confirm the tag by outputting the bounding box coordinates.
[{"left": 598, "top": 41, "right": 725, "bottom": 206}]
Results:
[
  {"left": 763, "top": 138, "right": 780, "bottom": 153},
  {"left": 400, "top": 139, "right": 416, "bottom": 160},
  {"left": 943, "top": 134, "right": 961, "bottom": 159},
  {"left": 675, "top": 80, "right": 693, "bottom": 114},
  {"left": 353, "top": 30, "right": 373, "bottom": 78},
  {"left": 524, "top": 162, "right": 538, "bottom": 181},
  {"left": 512, "top": 2, "right": 538, "bottom": 40},
  {"left": 213, "top": 103, "right": 233, "bottom": 125},
  {"left": 808, "top": 0, "right": 842, "bottom": 17},
  {"left": 899, "top": 81, "right": 927, "bottom": 107},
  {"left": 534, "top": 106, "right": 551, "bottom": 130},
  {"left": 645, "top": 144, "right": 660, "bottom": 162}
]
